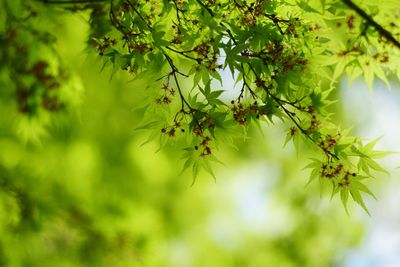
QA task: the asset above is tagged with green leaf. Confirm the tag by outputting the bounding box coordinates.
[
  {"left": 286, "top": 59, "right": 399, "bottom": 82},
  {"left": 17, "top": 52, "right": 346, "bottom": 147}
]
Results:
[
  {"left": 340, "top": 188, "right": 350, "bottom": 215},
  {"left": 305, "top": 166, "right": 320, "bottom": 187},
  {"left": 134, "top": 121, "right": 160, "bottom": 131},
  {"left": 365, "top": 158, "right": 388, "bottom": 174},
  {"left": 358, "top": 159, "right": 371, "bottom": 176},
  {"left": 365, "top": 136, "right": 382, "bottom": 151},
  {"left": 180, "top": 154, "right": 194, "bottom": 176},
  {"left": 362, "top": 61, "right": 374, "bottom": 89},
  {"left": 191, "top": 162, "right": 200, "bottom": 186},
  {"left": 332, "top": 59, "right": 346, "bottom": 81},
  {"left": 140, "top": 130, "right": 159, "bottom": 147},
  {"left": 296, "top": 0, "right": 322, "bottom": 13},
  {"left": 302, "top": 158, "right": 322, "bottom": 170},
  {"left": 372, "top": 62, "right": 391, "bottom": 89},
  {"left": 352, "top": 181, "right": 376, "bottom": 200},
  {"left": 330, "top": 182, "right": 340, "bottom": 200},
  {"left": 284, "top": 132, "right": 293, "bottom": 147},
  {"left": 209, "top": 90, "right": 224, "bottom": 99},
  {"left": 200, "top": 159, "right": 216, "bottom": 182},
  {"left": 350, "top": 188, "right": 370, "bottom": 215},
  {"left": 210, "top": 71, "right": 223, "bottom": 85}
]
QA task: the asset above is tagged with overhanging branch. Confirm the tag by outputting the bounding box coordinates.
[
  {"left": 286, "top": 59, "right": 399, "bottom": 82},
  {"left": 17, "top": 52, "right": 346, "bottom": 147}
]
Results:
[{"left": 341, "top": 0, "right": 400, "bottom": 49}]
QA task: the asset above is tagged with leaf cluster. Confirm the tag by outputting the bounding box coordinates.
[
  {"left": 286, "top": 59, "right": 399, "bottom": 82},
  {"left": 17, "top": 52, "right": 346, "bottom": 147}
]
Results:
[{"left": 2, "top": 0, "right": 400, "bottom": 213}]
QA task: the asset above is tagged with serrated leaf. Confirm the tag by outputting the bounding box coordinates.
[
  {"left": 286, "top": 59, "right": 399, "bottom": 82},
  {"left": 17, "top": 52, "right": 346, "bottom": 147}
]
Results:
[
  {"left": 200, "top": 159, "right": 216, "bottom": 182},
  {"left": 352, "top": 181, "right": 376, "bottom": 199},
  {"left": 140, "top": 130, "right": 159, "bottom": 147},
  {"left": 370, "top": 150, "right": 394, "bottom": 159},
  {"left": 134, "top": 121, "right": 160, "bottom": 131},
  {"left": 363, "top": 61, "right": 374, "bottom": 89},
  {"left": 209, "top": 90, "right": 224, "bottom": 99},
  {"left": 210, "top": 71, "right": 223, "bottom": 85},
  {"left": 350, "top": 188, "right": 371, "bottom": 215},
  {"left": 179, "top": 155, "right": 194, "bottom": 176},
  {"left": 340, "top": 188, "right": 350, "bottom": 215},
  {"left": 296, "top": 0, "right": 322, "bottom": 13},
  {"left": 208, "top": 154, "right": 225, "bottom": 166},
  {"left": 312, "top": 55, "right": 340, "bottom": 66},
  {"left": 284, "top": 132, "right": 293, "bottom": 147},
  {"left": 305, "top": 167, "right": 320, "bottom": 187},
  {"left": 372, "top": 63, "right": 391, "bottom": 90},
  {"left": 330, "top": 182, "right": 340, "bottom": 200},
  {"left": 365, "top": 136, "right": 382, "bottom": 151},
  {"left": 302, "top": 158, "right": 322, "bottom": 170},
  {"left": 332, "top": 59, "right": 346, "bottom": 81},
  {"left": 358, "top": 159, "right": 371, "bottom": 176},
  {"left": 191, "top": 162, "right": 200, "bottom": 186},
  {"left": 156, "top": 133, "right": 169, "bottom": 153},
  {"left": 365, "top": 158, "right": 388, "bottom": 174}
]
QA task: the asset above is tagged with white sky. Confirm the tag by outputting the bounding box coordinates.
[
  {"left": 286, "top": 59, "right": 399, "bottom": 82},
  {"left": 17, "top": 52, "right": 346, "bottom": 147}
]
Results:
[
  {"left": 212, "top": 66, "right": 400, "bottom": 266},
  {"left": 341, "top": 78, "right": 400, "bottom": 267}
]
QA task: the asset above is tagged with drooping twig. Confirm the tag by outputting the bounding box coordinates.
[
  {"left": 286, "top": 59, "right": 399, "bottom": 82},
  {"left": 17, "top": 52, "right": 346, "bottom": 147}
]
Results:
[{"left": 164, "top": 54, "right": 193, "bottom": 112}]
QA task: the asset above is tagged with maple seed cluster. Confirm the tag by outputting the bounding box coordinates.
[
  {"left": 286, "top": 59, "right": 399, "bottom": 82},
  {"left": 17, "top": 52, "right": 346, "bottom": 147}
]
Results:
[
  {"left": 336, "top": 41, "right": 390, "bottom": 64},
  {"left": 255, "top": 78, "right": 265, "bottom": 88},
  {"left": 191, "top": 114, "right": 215, "bottom": 156},
  {"left": 161, "top": 120, "right": 184, "bottom": 138},
  {"left": 193, "top": 114, "right": 215, "bottom": 136},
  {"left": 17, "top": 61, "right": 63, "bottom": 113},
  {"left": 193, "top": 41, "right": 223, "bottom": 72},
  {"left": 95, "top": 36, "right": 117, "bottom": 56},
  {"left": 338, "top": 171, "right": 357, "bottom": 188},
  {"left": 128, "top": 42, "right": 151, "bottom": 54},
  {"left": 321, "top": 160, "right": 356, "bottom": 188},
  {"left": 155, "top": 83, "right": 175, "bottom": 105},
  {"left": 231, "top": 101, "right": 265, "bottom": 125},
  {"left": 306, "top": 106, "right": 320, "bottom": 133},
  {"left": 2, "top": 22, "right": 65, "bottom": 115},
  {"left": 319, "top": 135, "right": 338, "bottom": 155},
  {"left": 234, "top": 1, "right": 266, "bottom": 26},
  {"left": 321, "top": 162, "right": 343, "bottom": 179},
  {"left": 289, "top": 127, "right": 297, "bottom": 136},
  {"left": 195, "top": 136, "right": 212, "bottom": 156},
  {"left": 347, "top": 14, "right": 355, "bottom": 30},
  {"left": 170, "top": 25, "right": 182, "bottom": 45}
]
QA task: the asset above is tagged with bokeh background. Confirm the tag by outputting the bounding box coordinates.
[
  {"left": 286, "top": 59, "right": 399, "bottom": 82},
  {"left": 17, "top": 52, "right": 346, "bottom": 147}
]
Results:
[{"left": 0, "top": 7, "right": 399, "bottom": 267}]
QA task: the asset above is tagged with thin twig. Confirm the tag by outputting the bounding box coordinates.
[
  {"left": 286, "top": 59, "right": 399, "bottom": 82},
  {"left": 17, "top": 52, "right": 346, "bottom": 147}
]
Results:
[
  {"left": 194, "top": 0, "right": 213, "bottom": 16},
  {"left": 164, "top": 54, "right": 193, "bottom": 111},
  {"left": 165, "top": 46, "right": 198, "bottom": 61},
  {"left": 126, "top": 0, "right": 152, "bottom": 30}
]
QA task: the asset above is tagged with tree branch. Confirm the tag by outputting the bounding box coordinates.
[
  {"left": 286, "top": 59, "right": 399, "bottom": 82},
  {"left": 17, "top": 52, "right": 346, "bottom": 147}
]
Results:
[
  {"left": 164, "top": 54, "right": 193, "bottom": 112},
  {"left": 195, "top": 0, "right": 213, "bottom": 17},
  {"left": 341, "top": 0, "right": 400, "bottom": 49}
]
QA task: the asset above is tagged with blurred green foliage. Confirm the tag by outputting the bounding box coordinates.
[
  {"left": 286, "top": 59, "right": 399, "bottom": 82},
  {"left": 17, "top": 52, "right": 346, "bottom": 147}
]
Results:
[{"left": 0, "top": 1, "right": 372, "bottom": 267}]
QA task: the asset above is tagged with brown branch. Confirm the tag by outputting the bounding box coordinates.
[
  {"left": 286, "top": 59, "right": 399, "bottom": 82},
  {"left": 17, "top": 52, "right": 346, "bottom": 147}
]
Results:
[
  {"left": 165, "top": 47, "right": 198, "bottom": 61},
  {"left": 341, "top": 0, "right": 400, "bottom": 49},
  {"left": 195, "top": 0, "right": 213, "bottom": 17},
  {"left": 164, "top": 54, "right": 193, "bottom": 111},
  {"left": 126, "top": 0, "right": 152, "bottom": 30}
]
